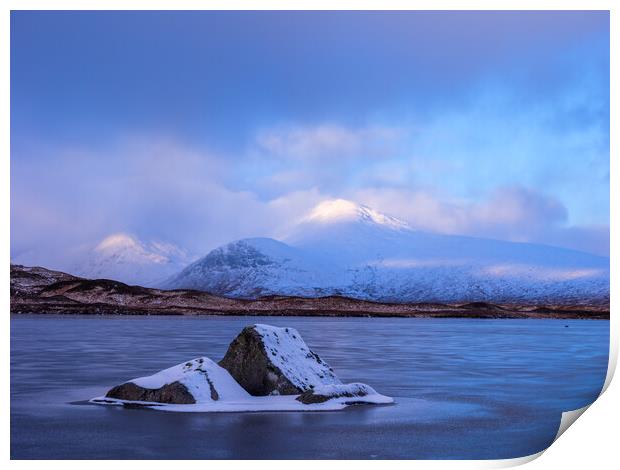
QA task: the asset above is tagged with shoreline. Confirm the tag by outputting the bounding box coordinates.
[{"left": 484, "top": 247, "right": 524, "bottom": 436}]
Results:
[
  {"left": 11, "top": 264, "right": 609, "bottom": 320},
  {"left": 10, "top": 313, "right": 610, "bottom": 320},
  {"left": 10, "top": 307, "right": 610, "bottom": 320}
]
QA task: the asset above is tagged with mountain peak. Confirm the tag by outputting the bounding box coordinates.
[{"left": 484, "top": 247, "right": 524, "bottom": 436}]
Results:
[
  {"left": 94, "top": 233, "right": 167, "bottom": 264},
  {"left": 302, "top": 199, "right": 411, "bottom": 230},
  {"left": 74, "top": 233, "right": 193, "bottom": 287},
  {"left": 96, "top": 233, "right": 141, "bottom": 252}
]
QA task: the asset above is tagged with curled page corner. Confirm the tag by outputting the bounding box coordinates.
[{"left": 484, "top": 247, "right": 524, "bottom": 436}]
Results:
[
  {"left": 494, "top": 403, "right": 595, "bottom": 468},
  {"left": 554, "top": 404, "right": 591, "bottom": 442},
  {"left": 600, "top": 337, "right": 618, "bottom": 395},
  {"left": 490, "top": 450, "right": 545, "bottom": 468},
  {"left": 503, "top": 355, "right": 614, "bottom": 468},
  {"left": 547, "top": 337, "right": 619, "bottom": 445},
  {"left": 541, "top": 337, "right": 619, "bottom": 455}
]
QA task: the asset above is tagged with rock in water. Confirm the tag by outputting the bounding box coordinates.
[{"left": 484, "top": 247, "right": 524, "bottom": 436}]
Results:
[
  {"left": 96, "top": 324, "right": 394, "bottom": 411},
  {"left": 296, "top": 383, "right": 394, "bottom": 405},
  {"left": 106, "top": 381, "right": 196, "bottom": 404},
  {"left": 105, "top": 357, "right": 250, "bottom": 404},
  {"left": 219, "top": 324, "right": 341, "bottom": 396}
]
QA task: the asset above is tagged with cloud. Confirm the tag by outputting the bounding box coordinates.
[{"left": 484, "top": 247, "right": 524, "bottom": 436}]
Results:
[
  {"left": 352, "top": 186, "right": 608, "bottom": 256},
  {"left": 469, "top": 186, "right": 568, "bottom": 236},
  {"left": 10, "top": 12, "right": 609, "bottom": 272},
  {"left": 11, "top": 125, "right": 609, "bottom": 274},
  {"left": 256, "top": 124, "right": 402, "bottom": 162},
  {"left": 401, "top": 62, "right": 610, "bottom": 226},
  {"left": 10, "top": 137, "right": 334, "bottom": 271},
  {"left": 246, "top": 124, "right": 406, "bottom": 196}
]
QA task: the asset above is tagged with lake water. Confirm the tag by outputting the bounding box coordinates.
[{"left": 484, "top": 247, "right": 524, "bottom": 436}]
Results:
[{"left": 10, "top": 315, "right": 609, "bottom": 459}]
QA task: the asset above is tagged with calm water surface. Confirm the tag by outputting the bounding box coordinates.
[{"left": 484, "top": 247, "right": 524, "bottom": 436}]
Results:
[{"left": 10, "top": 315, "right": 609, "bottom": 459}]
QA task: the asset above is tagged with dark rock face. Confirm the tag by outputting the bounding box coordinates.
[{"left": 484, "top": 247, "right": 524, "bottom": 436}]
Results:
[
  {"left": 295, "top": 385, "right": 370, "bottom": 405},
  {"left": 105, "top": 381, "right": 196, "bottom": 404},
  {"left": 295, "top": 390, "right": 336, "bottom": 404},
  {"left": 218, "top": 326, "right": 300, "bottom": 396}
]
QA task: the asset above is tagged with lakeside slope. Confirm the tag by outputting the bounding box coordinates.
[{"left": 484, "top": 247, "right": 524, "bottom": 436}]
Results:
[{"left": 10, "top": 264, "right": 609, "bottom": 319}]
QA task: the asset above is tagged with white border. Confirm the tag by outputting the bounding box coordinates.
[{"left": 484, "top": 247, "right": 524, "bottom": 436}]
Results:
[{"left": 2, "top": 2, "right": 617, "bottom": 468}]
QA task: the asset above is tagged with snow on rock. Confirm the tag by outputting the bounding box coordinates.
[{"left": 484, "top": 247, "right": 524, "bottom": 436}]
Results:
[
  {"left": 219, "top": 324, "right": 341, "bottom": 396},
  {"left": 254, "top": 324, "right": 342, "bottom": 391},
  {"left": 103, "top": 357, "right": 250, "bottom": 404},
  {"left": 296, "top": 383, "right": 394, "bottom": 405}
]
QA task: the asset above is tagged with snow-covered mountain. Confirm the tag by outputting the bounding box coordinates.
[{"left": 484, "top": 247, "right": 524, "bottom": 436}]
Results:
[
  {"left": 165, "top": 199, "right": 610, "bottom": 304},
  {"left": 73, "top": 233, "right": 193, "bottom": 287}
]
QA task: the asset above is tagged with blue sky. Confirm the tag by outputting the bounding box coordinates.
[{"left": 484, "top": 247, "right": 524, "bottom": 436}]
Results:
[{"left": 10, "top": 10, "right": 610, "bottom": 266}]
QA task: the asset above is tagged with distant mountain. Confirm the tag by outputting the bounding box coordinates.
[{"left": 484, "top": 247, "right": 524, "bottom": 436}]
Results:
[
  {"left": 73, "top": 233, "right": 193, "bottom": 287},
  {"left": 165, "top": 199, "right": 609, "bottom": 304}
]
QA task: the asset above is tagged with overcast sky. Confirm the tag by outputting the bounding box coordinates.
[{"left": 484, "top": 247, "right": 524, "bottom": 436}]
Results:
[{"left": 11, "top": 10, "right": 610, "bottom": 267}]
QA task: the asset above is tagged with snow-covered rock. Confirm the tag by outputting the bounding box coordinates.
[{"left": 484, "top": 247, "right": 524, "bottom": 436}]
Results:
[
  {"left": 93, "top": 324, "right": 393, "bottom": 412},
  {"left": 219, "top": 324, "right": 341, "bottom": 395},
  {"left": 104, "top": 357, "right": 250, "bottom": 404},
  {"left": 296, "top": 383, "right": 394, "bottom": 405},
  {"left": 166, "top": 199, "right": 609, "bottom": 304}
]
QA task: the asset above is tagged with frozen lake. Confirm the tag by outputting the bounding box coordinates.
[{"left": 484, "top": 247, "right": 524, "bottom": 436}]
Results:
[{"left": 10, "top": 315, "right": 609, "bottom": 459}]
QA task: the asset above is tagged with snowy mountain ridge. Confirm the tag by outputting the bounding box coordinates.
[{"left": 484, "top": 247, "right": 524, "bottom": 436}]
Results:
[
  {"left": 165, "top": 199, "right": 609, "bottom": 304},
  {"left": 74, "top": 233, "right": 193, "bottom": 287}
]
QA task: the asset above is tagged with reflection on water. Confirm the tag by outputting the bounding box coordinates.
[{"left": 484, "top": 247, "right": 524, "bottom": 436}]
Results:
[{"left": 11, "top": 315, "right": 608, "bottom": 459}]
